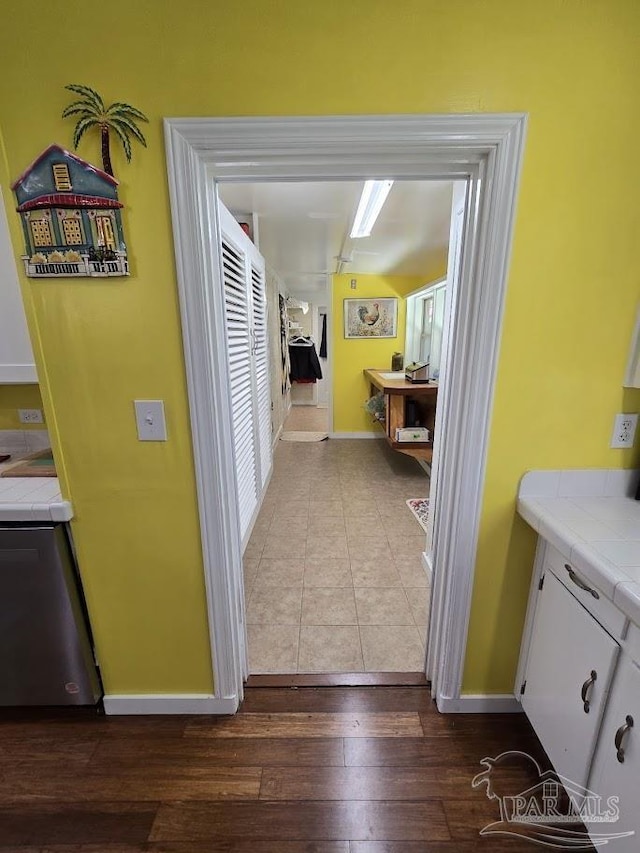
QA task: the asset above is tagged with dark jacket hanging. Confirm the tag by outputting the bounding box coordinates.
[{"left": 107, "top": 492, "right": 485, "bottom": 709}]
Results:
[
  {"left": 319, "top": 314, "right": 327, "bottom": 358},
  {"left": 289, "top": 342, "right": 323, "bottom": 383}
]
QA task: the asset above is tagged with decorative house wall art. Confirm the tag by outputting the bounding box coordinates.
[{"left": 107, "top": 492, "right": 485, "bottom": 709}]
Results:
[
  {"left": 62, "top": 84, "right": 148, "bottom": 178},
  {"left": 12, "top": 144, "right": 129, "bottom": 278}
]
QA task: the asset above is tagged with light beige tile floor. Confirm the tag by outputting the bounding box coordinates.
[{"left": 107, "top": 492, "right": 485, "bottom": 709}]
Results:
[
  {"left": 244, "top": 438, "right": 431, "bottom": 674},
  {"left": 283, "top": 405, "right": 329, "bottom": 432}
]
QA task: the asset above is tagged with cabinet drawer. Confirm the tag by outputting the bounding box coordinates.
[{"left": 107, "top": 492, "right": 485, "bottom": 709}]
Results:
[{"left": 545, "top": 545, "right": 627, "bottom": 639}]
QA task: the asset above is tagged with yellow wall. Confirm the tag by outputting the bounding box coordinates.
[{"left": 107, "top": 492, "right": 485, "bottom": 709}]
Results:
[
  {"left": 332, "top": 274, "right": 425, "bottom": 433},
  {"left": 2, "top": 0, "right": 640, "bottom": 695},
  {"left": 0, "top": 385, "right": 44, "bottom": 430}
]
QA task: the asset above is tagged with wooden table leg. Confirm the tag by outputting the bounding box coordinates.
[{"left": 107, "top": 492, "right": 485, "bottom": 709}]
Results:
[{"left": 388, "top": 394, "right": 405, "bottom": 441}]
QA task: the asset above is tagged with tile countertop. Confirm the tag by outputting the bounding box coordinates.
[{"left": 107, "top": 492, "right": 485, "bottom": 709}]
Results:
[
  {"left": 0, "top": 461, "right": 72, "bottom": 522},
  {"left": 517, "top": 468, "right": 640, "bottom": 630}
]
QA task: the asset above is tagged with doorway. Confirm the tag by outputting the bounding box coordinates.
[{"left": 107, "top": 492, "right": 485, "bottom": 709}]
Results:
[
  {"left": 218, "top": 178, "right": 454, "bottom": 678},
  {"left": 285, "top": 294, "right": 329, "bottom": 436},
  {"left": 164, "top": 114, "right": 526, "bottom": 712}
]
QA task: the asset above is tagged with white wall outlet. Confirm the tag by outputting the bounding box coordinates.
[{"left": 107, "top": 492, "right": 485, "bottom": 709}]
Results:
[
  {"left": 18, "top": 408, "right": 43, "bottom": 424},
  {"left": 134, "top": 400, "right": 167, "bottom": 441},
  {"left": 610, "top": 413, "right": 638, "bottom": 448}
]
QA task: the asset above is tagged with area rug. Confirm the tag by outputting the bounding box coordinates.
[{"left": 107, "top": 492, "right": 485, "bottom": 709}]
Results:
[
  {"left": 280, "top": 431, "right": 329, "bottom": 442},
  {"left": 406, "top": 498, "right": 430, "bottom": 532}
]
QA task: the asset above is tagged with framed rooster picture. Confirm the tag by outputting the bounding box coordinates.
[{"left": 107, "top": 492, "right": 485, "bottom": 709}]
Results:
[{"left": 343, "top": 298, "right": 398, "bottom": 339}]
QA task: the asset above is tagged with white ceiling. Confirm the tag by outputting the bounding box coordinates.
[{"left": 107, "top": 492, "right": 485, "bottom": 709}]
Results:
[{"left": 218, "top": 179, "right": 453, "bottom": 297}]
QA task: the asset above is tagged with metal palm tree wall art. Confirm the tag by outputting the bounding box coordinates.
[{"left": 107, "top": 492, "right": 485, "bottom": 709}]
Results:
[{"left": 62, "top": 84, "right": 148, "bottom": 177}]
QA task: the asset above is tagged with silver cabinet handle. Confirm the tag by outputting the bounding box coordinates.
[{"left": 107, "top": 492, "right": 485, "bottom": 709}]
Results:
[
  {"left": 581, "top": 670, "right": 597, "bottom": 713},
  {"left": 615, "top": 715, "right": 634, "bottom": 763},
  {"left": 565, "top": 564, "right": 600, "bottom": 599}
]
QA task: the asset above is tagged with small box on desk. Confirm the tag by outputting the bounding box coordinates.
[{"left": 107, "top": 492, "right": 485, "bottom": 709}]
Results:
[
  {"left": 395, "top": 427, "right": 430, "bottom": 443},
  {"left": 405, "top": 362, "right": 430, "bottom": 383}
]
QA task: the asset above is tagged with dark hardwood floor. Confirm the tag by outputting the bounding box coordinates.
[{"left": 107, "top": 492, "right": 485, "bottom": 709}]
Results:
[{"left": 0, "top": 687, "right": 593, "bottom": 851}]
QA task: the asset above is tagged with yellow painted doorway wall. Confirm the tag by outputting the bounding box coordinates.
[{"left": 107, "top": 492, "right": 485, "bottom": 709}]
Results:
[{"left": 1, "top": 1, "right": 640, "bottom": 695}]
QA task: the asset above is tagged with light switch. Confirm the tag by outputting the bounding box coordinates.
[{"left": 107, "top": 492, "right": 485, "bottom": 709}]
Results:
[{"left": 134, "top": 400, "right": 167, "bottom": 441}]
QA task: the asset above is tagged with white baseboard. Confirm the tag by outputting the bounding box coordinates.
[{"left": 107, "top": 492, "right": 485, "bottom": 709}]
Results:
[
  {"left": 103, "top": 693, "right": 239, "bottom": 715},
  {"left": 421, "top": 551, "right": 433, "bottom": 586},
  {"left": 329, "top": 431, "right": 384, "bottom": 439},
  {"left": 435, "top": 693, "right": 521, "bottom": 713}
]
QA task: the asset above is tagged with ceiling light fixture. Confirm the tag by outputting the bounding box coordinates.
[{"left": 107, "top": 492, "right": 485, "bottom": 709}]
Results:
[{"left": 350, "top": 179, "right": 394, "bottom": 238}]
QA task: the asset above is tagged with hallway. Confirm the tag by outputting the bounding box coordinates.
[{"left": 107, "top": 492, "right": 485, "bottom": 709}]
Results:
[
  {"left": 243, "top": 438, "right": 430, "bottom": 674},
  {"left": 282, "top": 405, "right": 329, "bottom": 433}
]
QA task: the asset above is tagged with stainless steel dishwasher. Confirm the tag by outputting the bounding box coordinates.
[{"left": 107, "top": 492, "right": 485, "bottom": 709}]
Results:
[{"left": 0, "top": 523, "right": 102, "bottom": 706}]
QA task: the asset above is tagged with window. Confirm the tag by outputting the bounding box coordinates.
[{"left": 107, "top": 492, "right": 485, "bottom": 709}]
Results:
[
  {"left": 62, "top": 217, "right": 83, "bottom": 245},
  {"left": 405, "top": 279, "right": 447, "bottom": 377},
  {"left": 419, "top": 295, "right": 434, "bottom": 364},
  {"left": 30, "top": 218, "right": 53, "bottom": 248},
  {"left": 52, "top": 164, "right": 72, "bottom": 191},
  {"left": 96, "top": 215, "right": 116, "bottom": 250}
]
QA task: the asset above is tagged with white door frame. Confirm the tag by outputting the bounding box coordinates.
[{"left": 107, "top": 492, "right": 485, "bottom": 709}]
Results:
[
  {"left": 326, "top": 274, "right": 334, "bottom": 434},
  {"left": 164, "top": 114, "right": 527, "bottom": 712},
  {"left": 316, "top": 301, "right": 329, "bottom": 410}
]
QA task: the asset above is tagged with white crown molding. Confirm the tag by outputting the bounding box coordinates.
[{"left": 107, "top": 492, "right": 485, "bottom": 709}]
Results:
[
  {"left": 164, "top": 113, "right": 528, "bottom": 714},
  {"left": 103, "top": 693, "right": 238, "bottom": 715}
]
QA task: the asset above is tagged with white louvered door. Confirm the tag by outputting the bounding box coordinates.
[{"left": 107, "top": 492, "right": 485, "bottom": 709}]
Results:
[
  {"left": 250, "top": 261, "right": 272, "bottom": 489},
  {"left": 221, "top": 227, "right": 258, "bottom": 541},
  {"left": 218, "top": 202, "right": 272, "bottom": 545}
]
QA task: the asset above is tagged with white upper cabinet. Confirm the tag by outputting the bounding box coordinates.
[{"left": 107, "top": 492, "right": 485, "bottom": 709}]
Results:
[{"left": 0, "top": 187, "right": 37, "bottom": 383}]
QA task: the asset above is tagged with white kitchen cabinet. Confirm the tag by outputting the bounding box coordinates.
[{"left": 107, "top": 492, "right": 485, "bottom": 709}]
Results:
[
  {"left": 522, "top": 569, "right": 620, "bottom": 787},
  {"left": 516, "top": 487, "right": 640, "bottom": 849},
  {"left": 587, "top": 655, "right": 640, "bottom": 850},
  {"left": 0, "top": 187, "right": 37, "bottom": 383}
]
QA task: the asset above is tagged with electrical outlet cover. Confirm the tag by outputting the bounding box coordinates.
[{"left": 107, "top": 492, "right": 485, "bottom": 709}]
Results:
[
  {"left": 611, "top": 413, "right": 638, "bottom": 448},
  {"left": 18, "top": 408, "right": 43, "bottom": 424}
]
